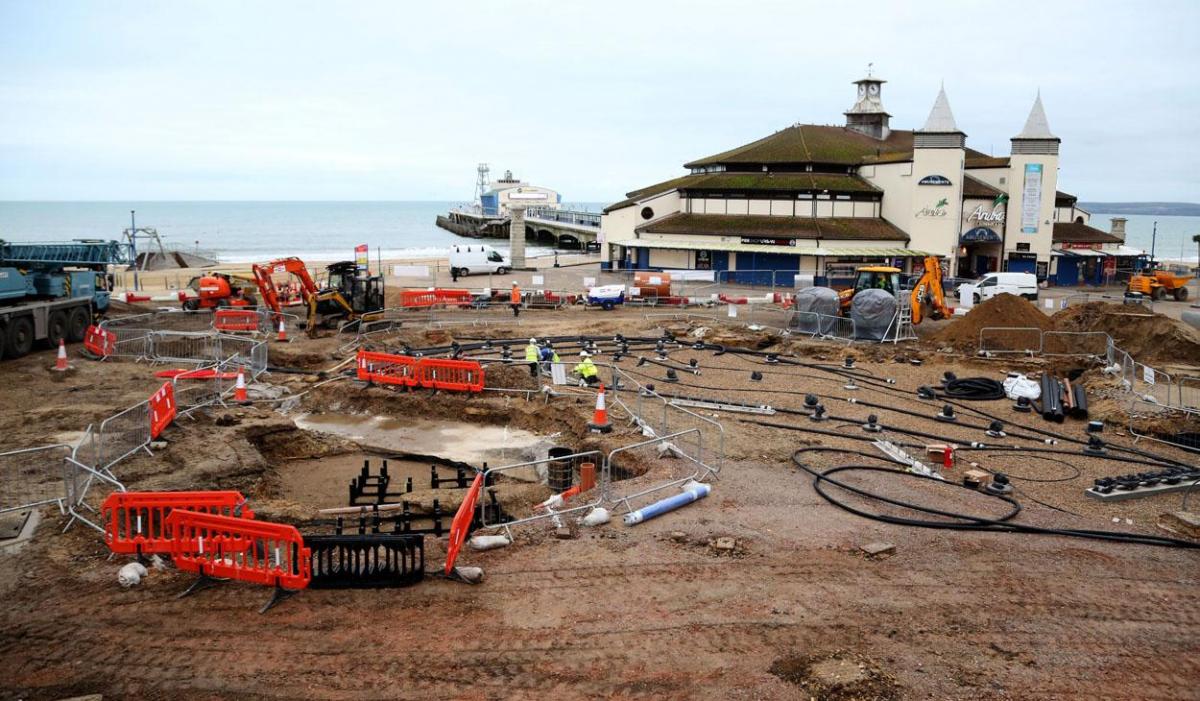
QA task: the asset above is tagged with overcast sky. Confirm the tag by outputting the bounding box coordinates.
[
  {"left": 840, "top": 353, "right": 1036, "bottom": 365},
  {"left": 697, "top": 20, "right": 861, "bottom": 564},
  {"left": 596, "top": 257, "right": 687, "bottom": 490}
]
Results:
[{"left": 1, "top": 0, "right": 1197, "bottom": 203}]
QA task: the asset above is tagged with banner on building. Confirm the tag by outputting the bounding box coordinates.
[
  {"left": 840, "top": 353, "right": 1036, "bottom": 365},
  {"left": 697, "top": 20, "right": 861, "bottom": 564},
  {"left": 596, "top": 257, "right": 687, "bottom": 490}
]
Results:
[
  {"left": 1020, "top": 164, "right": 1042, "bottom": 234},
  {"left": 355, "top": 244, "right": 369, "bottom": 272}
]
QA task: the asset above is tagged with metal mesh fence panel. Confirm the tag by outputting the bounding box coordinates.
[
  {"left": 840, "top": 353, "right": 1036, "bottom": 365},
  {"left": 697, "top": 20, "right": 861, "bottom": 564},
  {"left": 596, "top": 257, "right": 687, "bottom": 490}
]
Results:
[{"left": 0, "top": 444, "right": 71, "bottom": 517}]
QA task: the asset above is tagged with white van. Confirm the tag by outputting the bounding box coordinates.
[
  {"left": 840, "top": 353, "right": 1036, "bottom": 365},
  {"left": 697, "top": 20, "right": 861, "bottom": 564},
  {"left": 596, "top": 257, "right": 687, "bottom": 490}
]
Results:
[
  {"left": 956, "top": 272, "right": 1038, "bottom": 305},
  {"left": 449, "top": 245, "right": 510, "bottom": 277}
]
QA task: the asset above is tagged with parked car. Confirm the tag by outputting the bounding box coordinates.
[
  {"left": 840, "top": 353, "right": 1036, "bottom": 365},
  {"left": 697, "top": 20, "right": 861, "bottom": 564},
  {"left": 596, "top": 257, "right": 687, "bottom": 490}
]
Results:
[{"left": 956, "top": 272, "right": 1039, "bottom": 305}]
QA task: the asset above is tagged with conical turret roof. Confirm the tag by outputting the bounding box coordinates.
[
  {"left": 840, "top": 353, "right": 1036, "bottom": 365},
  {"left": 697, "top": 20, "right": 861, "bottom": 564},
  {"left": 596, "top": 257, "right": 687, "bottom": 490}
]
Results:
[
  {"left": 919, "top": 85, "right": 961, "bottom": 133},
  {"left": 1014, "top": 92, "right": 1057, "bottom": 139}
]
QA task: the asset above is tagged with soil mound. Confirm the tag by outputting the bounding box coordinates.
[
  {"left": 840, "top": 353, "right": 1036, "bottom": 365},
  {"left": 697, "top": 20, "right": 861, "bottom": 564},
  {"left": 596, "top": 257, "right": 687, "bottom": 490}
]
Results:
[
  {"left": 928, "top": 293, "right": 1051, "bottom": 350},
  {"left": 1051, "top": 302, "right": 1200, "bottom": 366}
]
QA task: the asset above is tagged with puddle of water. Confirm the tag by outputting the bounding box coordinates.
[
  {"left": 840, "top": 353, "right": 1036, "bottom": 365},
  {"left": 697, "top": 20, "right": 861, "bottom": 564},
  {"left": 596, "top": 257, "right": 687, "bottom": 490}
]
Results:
[{"left": 294, "top": 413, "right": 561, "bottom": 468}]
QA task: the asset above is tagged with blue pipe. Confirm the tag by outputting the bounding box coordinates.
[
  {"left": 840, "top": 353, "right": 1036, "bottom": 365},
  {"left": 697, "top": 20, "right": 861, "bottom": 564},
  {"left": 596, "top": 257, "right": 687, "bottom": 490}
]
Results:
[{"left": 622, "top": 482, "right": 711, "bottom": 525}]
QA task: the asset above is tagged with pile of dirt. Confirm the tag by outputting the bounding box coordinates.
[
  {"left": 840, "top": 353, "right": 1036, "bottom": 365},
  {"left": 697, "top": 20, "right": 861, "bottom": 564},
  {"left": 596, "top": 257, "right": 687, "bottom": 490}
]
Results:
[
  {"left": 928, "top": 294, "right": 1052, "bottom": 350},
  {"left": 1051, "top": 302, "right": 1200, "bottom": 366}
]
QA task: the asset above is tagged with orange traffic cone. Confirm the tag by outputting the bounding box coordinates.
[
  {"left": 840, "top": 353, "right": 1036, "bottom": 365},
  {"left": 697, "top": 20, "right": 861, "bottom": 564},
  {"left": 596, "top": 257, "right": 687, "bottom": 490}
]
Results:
[
  {"left": 276, "top": 317, "right": 288, "bottom": 342},
  {"left": 54, "top": 339, "right": 69, "bottom": 371},
  {"left": 588, "top": 383, "right": 612, "bottom": 434},
  {"left": 234, "top": 370, "right": 249, "bottom": 404}
]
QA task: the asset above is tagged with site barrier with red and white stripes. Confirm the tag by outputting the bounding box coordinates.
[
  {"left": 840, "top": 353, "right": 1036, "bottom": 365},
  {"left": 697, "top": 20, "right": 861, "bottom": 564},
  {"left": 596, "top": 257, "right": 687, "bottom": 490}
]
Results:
[
  {"left": 102, "top": 490, "right": 254, "bottom": 555},
  {"left": 356, "top": 349, "right": 484, "bottom": 393},
  {"left": 166, "top": 509, "right": 311, "bottom": 591}
]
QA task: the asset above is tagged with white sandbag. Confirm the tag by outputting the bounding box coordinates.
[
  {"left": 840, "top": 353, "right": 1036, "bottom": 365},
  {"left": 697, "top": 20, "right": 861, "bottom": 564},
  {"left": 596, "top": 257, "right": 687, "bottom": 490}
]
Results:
[
  {"left": 118, "top": 561, "right": 148, "bottom": 588},
  {"left": 469, "top": 534, "right": 512, "bottom": 551}
]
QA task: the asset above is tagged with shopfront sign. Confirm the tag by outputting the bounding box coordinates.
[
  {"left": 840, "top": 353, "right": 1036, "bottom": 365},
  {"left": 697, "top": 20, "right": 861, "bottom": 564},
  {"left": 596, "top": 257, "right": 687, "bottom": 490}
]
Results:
[
  {"left": 967, "top": 204, "right": 1006, "bottom": 225},
  {"left": 916, "top": 198, "right": 950, "bottom": 217},
  {"left": 960, "top": 227, "right": 1002, "bottom": 244},
  {"left": 1020, "top": 163, "right": 1043, "bottom": 233},
  {"left": 740, "top": 237, "right": 796, "bottom": 246},
  {"left": 1061, "top": 242, "right": 1102, "bottom": 250},
  {"left": 918, "top": 174, "right": 952, "bottom": 186}
]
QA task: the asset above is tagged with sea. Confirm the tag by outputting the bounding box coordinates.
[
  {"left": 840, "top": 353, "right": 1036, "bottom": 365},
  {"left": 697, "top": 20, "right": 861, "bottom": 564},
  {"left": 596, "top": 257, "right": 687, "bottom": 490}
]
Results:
[
  {"left": 0, "top": 201, "right": 607, "bottom": 264},
  {"left": 0, "top": 201, "right": 1196, "bottom": 264}
]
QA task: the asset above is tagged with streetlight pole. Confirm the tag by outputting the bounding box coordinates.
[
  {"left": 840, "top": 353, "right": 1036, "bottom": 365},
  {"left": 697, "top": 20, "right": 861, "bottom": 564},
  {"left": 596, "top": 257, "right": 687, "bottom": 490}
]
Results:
[
  {"left": 130, "top": 209, "right": 139, "bottom": 291},
  {"left": 1150, "top": 220, "right": 1157, "bottom": 269}
]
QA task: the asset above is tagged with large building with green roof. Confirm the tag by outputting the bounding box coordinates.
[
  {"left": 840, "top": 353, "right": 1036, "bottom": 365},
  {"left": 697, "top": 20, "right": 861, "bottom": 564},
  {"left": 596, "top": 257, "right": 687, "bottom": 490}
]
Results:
[{"left": 599, "top": 73, "right": 1122, "bottom": 286}]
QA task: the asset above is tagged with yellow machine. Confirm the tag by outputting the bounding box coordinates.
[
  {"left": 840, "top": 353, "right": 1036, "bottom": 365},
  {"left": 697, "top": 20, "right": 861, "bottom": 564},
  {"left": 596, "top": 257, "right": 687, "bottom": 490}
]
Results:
[
  {"left": 909, "top": 256, "right": 951, "bottom": 324},
  {"left": 838, "top": 266, "right": 902, "bottom": 314},
  {"left": 1127, "top": 269, "right": 1192, "bottom": 301},
  {"left": 837, "top": 257, "right": 949, "bottom": 324}
]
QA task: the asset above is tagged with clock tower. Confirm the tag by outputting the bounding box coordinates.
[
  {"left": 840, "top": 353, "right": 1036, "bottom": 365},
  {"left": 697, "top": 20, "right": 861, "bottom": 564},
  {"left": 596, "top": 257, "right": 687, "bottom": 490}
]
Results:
[{"left": 845, "top": 68, "right": 891, "bottom": 139}]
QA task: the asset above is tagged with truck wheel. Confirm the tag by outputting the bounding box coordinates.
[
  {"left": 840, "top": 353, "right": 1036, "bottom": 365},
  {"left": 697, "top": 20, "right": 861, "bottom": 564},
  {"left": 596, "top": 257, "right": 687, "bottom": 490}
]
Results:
[
  {"left": 973, "top": 294, "right": 981, "bottom": 305},
  {"left": 182, "top": 299, "right": 200, "bottom": 311},
  {"left": 67, "top": 306, "right": 91, "bottom": 342},
  {"left": 602, "top": 301, "right": 615, "bottom": 311},
  {"left": 5, "top": 316, "right": 34, "bottom": 359},
  {"left": 458, "top": 268, "right": 469, "bottom": 277},
  {"left": 496, "top": 267, "right": 509, "bottom": 276},
  {"left": 1152, "top": 286, "right": 1166, "bottom": 301},
  {"left": 1174, "top": 287, "right": 1189, "bottom": 301},
  {"left": 45, "top": 310, "right": 68, "bottom": 347}
]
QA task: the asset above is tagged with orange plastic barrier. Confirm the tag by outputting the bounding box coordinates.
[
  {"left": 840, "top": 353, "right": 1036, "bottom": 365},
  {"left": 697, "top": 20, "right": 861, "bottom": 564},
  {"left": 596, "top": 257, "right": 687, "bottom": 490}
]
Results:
[
  {"left": 400, "top": 288, "right": 474, "bottom": 308},
  {"left": 417, "top": 358, "right": 485, "bottom": 393},
  {"left": 400, "top": 289, "right": 439, "bottom": 308},
  {"left": 356, "top": 349, "right": 420, "bottom": 387},
  {"left": 166, "top": 510, "right": 311, "bottom": 590},
  {"left": 84, "top": 325, "right": 115, "bottom": 357},
  {"left": 444, "top": 472, "right": 483, "bottom": 575},
  {"left": 102, "top": 490, "right": 254, "bottom": 555},
  {"left": 214, "top": 309, "right": 260, "bottom": 332},
  {"left": 149, "top": 382, "right": 176, "bottom": 439},
  {"left": 432, "top": 288, "right": 473, "bottom": 306}
]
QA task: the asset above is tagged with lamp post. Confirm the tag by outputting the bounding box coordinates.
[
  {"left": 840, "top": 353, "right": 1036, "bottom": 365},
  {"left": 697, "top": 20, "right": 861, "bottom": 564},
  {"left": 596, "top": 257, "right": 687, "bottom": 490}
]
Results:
[
  {"left": 1150, "top": 220, "right": 1157, "bottom": 269},
  {"left": 130, "top": 210, "right": 139, "bottom": 291}
]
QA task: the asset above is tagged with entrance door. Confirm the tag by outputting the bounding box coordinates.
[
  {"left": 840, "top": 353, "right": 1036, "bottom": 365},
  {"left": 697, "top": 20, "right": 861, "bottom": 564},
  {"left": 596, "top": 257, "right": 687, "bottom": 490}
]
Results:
[
  {"left": 1007, "top": 256, "right": 1036, "bottom": 274},
  {"left": 973, "top": 255, "right": 991, "bottom": 278},
  {"left": 1055, "top": 256, "right": 1079, "bottom": 286}
]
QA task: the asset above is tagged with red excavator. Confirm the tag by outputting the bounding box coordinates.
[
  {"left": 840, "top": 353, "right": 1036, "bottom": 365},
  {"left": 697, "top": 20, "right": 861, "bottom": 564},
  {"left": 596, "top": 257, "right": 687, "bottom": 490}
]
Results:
[
  {"left": 251, "top": 258, "right": 384, "bottom": 336},
  {"left": 909, "top": 255, "right": 951, "bottom": 324}
]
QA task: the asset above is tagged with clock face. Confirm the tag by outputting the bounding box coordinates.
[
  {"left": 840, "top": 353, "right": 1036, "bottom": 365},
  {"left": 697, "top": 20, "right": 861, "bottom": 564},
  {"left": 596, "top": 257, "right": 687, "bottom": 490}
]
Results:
[
  {"left": 858, "top": 84, "right": 866, "bottom": 98},
  {"left": 868, "top": 83, "right": 879, "bottom": 96}
]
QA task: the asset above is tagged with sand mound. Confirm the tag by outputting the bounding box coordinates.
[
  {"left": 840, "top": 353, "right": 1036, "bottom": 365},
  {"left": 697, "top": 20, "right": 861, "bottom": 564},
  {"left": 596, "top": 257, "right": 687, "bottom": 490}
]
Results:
[
  {"left": 1051, "top": 302, "right": 1200, "bottom": 366},
  {"left": 928, "top": 293, "right": 1051, "bottom": 350}
]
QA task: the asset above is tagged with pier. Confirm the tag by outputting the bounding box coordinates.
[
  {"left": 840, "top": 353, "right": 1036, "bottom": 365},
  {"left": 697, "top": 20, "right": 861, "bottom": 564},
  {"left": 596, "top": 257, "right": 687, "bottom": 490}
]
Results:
[{"left": 436, "top": 205, "right": 599, "bottom": 250}]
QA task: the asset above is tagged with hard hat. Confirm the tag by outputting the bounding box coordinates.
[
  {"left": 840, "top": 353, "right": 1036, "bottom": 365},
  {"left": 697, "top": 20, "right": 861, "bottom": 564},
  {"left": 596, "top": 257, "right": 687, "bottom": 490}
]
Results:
[
  {"left": 512, "top": 281, "right": 518, "bottom": 286},
  {"left": 579, "top": 350, "right": 591, "bottom": 358},
  {"left": 529, "top": 337, "right": 537, "bottom": 344}
]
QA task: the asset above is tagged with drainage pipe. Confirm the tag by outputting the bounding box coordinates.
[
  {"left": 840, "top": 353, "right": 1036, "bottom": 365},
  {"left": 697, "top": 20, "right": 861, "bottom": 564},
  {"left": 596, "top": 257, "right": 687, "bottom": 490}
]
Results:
[{"left": 622, "top": 481, "right": 711, "bottom": 525}]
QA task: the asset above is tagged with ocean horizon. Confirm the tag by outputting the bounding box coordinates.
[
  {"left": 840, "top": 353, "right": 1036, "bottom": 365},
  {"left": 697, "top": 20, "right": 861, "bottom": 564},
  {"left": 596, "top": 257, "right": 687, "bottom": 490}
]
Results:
[
  {"left": 0, "top": 200, "right": 609, "bottom": 264},
  {"left": 1, "top": 200, "right": 1197, "bottom": 264}
]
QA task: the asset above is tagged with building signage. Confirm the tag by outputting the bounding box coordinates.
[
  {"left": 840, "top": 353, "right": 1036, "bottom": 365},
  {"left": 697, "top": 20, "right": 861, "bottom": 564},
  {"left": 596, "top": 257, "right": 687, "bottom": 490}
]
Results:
[
  {"left": 960, "top": 227, "right": 1002, "bottom": 244},
  {"left": 967, "top": 204, "right": 1006, "bottom": 225},
  {"left": 1061, "top": 242, "right": 1102, "bottom": 250},
  {"left": 916, "top": 198, "right": 949, "bottom": 217},
  {"left": 918, "top": 174, "right": 952, "bottom": 186},
  {"left": 740, "top": 237, "right": 796, "bottom": 246},
  {"left": 1020, "top": 163, "right": 1043, "bottom": 233}
]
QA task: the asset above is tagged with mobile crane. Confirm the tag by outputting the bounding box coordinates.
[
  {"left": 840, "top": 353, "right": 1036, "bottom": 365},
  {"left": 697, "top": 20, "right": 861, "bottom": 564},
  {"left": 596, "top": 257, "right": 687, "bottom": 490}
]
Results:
[
  {"left": 250, "top": 258, "right": 384, "bottom": 336},
  {"left": 0, "top": 239, "right": 129, "bottom": 360}
]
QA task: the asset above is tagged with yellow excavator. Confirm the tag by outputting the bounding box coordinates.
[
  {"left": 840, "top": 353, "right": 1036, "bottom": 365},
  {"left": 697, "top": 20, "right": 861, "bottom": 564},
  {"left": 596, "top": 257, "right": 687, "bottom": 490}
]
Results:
[{"left": 838, "top": 256, "right": 949, "bottom": 324}]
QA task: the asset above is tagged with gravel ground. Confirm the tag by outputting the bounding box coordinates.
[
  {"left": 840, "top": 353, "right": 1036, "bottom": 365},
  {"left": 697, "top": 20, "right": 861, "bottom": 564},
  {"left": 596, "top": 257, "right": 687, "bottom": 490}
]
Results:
[{"left": 0, "top": 303, "right": 1196, "bottom": 700}]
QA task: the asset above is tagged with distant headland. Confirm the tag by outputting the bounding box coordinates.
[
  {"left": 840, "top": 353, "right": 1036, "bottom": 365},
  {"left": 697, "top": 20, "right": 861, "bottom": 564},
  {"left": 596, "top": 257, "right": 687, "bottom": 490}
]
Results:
[{"left": 1080, "top": 202, "right": 1200, "bottom": 216}]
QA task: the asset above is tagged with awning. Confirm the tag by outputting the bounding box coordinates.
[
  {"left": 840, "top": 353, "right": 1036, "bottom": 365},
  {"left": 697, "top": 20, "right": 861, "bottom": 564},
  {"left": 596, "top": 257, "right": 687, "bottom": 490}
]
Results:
[
  {"left": 1115, "top": 245, "right": 1148, "bottom": 257},
  {"left": 626, "top": 238, "right": 933, "bottom": 257},
  {"left": 1052, "top": 248, "right": 1106, "bottom": 258}
]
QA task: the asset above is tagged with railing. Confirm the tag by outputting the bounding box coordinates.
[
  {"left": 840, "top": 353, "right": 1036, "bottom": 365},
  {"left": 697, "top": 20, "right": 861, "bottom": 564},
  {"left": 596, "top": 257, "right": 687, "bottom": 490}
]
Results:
[
  {"left": 0, "top": 444, "right": 72, "bottom": 518},
  {"left": 525, "top": 207, "right": 601, "bottom": 228}
]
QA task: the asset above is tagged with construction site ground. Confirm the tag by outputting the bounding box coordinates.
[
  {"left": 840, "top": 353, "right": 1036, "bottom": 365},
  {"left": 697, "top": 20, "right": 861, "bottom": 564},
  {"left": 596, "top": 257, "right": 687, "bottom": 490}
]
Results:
[{"left": 1, "top": 300, "right": 1198, "bottom": 701}]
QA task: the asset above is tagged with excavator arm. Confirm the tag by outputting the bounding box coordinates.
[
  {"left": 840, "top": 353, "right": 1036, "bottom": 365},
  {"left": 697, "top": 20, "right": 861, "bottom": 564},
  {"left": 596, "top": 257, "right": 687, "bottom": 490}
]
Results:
[
  {"left": 251, "top": 257, "right": 330, "bottom": 335},
  {"left": 909, "top": 256, "right": 950, "bottom": 325}
]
